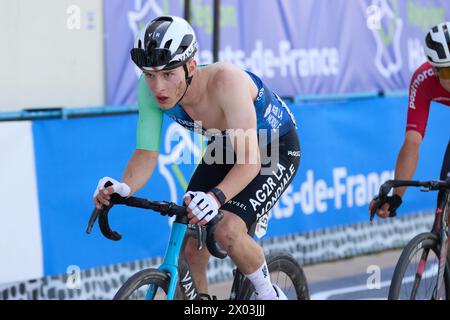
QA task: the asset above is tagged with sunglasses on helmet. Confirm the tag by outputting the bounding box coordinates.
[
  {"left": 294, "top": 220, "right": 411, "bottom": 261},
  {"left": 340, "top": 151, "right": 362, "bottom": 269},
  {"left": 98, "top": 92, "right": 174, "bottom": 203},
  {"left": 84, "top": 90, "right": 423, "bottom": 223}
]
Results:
[{"left": 130, "top": 48, "right": 173, "bottom": 69}]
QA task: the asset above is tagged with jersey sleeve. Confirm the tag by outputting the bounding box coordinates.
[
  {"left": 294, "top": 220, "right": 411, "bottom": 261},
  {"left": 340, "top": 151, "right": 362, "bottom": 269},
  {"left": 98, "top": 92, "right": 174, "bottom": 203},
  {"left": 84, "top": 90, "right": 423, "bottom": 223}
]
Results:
[
  {"left": 406, "top": 66, "right": 433, "bottom": 138},
  {"left": 136, "top": 75, "right": 164, "bottom": 151}
]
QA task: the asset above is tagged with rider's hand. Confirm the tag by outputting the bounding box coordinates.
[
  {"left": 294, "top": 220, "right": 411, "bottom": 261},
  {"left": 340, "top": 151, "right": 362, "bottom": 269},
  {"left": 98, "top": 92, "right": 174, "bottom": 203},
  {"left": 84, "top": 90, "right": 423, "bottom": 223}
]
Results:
[
  {"left": 183, "top": 191, "right": 220, "bottom": 226},
  {"left": 369, "top": 194, "right": 402, "bottom": 219},
  {"left": 369, "top": 199, "right": 391, "bottom": 218},
  {"left": 93, "top": 177, "right": 131, "bottom": 209}
]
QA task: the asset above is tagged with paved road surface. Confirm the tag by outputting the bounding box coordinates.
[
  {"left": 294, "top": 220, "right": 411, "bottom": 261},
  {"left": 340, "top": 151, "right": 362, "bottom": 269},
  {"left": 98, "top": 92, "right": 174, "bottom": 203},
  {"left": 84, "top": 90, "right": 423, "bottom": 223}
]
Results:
[{"left": 208, "top": 249, "right": 403, "bottom": 300}]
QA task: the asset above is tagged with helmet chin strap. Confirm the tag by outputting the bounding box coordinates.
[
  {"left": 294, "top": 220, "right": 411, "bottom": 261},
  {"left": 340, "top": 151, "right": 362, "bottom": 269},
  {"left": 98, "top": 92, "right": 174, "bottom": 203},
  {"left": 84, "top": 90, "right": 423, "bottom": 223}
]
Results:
[{"left": 176, "top": 64, "right": 194, "bottom": 105}]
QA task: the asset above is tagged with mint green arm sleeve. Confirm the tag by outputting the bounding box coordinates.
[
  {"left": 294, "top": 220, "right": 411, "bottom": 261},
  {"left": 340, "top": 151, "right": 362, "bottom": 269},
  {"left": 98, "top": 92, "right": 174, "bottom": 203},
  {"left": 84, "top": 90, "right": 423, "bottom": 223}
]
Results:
[{"left": 136, "top": 75, "right": 163, "bottom": 151}]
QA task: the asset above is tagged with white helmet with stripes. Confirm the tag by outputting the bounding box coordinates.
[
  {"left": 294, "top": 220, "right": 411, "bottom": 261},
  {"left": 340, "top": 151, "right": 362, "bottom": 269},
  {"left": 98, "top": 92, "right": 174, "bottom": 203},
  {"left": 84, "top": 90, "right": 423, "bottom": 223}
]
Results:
[
  {"left": 131, "top": 16, "right": 197, "bottom": 71},
  {"left": 424, "top": 22, "right": 450, "bottom": 67}
]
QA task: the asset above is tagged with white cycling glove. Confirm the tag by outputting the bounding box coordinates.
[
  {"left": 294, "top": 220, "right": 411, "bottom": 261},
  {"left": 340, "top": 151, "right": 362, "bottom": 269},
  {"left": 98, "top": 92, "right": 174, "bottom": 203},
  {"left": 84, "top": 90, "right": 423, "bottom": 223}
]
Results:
[
  {"left": 93, "top": 177, "right": 131, "bottom": 199},
  {"left": 184, "top": 191, "right": 219, "bottom": 223}
]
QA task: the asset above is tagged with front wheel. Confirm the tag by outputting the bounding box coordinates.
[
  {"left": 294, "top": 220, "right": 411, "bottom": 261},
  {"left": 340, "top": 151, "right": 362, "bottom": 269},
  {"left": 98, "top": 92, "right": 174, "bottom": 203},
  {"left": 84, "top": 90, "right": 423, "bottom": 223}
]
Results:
[
  {"left": 113, "top": 268, "right": 180, "bottom": 300},
  {"left": 241, "top": 252, "right": 310, "bottom": 300},
  {"left": 388, "top": 232, "right": 450, "bottom": 300}
]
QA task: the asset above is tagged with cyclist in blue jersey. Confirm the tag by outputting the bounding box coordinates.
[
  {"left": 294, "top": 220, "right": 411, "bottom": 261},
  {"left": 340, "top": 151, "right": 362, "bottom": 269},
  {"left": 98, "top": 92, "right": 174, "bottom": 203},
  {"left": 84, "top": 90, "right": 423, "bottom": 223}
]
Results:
[{"left": 93, "top": 16, "right": 300, "bottom": 300}]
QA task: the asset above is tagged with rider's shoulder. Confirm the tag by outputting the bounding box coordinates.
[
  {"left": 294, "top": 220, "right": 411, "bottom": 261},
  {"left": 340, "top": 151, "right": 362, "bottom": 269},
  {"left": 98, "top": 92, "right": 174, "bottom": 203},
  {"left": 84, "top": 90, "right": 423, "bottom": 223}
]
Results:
[
  {"left": 410, "top": 61, "right": 437, "bottom": 84},
  {"left": 207, "top": 61, "right": 248, "bottom": 90}
]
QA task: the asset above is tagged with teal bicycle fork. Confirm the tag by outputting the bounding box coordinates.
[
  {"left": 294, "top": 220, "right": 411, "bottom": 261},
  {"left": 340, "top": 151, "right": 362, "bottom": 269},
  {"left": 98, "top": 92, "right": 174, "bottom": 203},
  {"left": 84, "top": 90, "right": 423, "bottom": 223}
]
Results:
[{"left": 145, "top": 221, "right": 188, "bottom": 300}]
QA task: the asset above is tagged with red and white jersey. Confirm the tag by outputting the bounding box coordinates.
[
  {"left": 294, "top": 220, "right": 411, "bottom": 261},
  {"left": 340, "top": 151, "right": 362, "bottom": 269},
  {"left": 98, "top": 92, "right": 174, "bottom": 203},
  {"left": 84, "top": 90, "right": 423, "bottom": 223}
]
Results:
[{"left": 407, "top": 61, "right": 450, "bottom": 138}]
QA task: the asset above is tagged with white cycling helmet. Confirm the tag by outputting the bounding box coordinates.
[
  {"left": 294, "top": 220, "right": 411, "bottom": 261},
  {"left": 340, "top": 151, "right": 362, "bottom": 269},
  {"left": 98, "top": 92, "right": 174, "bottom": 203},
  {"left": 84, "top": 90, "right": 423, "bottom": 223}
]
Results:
[
  {"left": 424, "top": 22, "right": 450, "bottom": 67},
  {"left": 131, "top": 15, "right": 197, "bottom": 71}
]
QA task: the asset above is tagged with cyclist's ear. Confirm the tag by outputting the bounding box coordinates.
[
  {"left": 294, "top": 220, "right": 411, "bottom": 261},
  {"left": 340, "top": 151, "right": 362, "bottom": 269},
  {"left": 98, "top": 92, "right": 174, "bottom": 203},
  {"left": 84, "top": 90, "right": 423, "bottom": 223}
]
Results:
[{"left": 187, "top": 58, "right": 197, "bottom": 76}]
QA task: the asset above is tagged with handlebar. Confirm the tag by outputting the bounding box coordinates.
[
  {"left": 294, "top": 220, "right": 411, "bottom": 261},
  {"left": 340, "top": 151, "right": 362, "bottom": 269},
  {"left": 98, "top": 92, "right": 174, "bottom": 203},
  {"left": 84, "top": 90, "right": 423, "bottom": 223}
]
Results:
[
  {"left": 378, "top": 179, "right": 450, "bottom": 196},
  {"left": 87, "top": 188, "right": 227, "bottom": 259},
  {"left": 370, "top": 179, "right": 450, "bottom": 221}
]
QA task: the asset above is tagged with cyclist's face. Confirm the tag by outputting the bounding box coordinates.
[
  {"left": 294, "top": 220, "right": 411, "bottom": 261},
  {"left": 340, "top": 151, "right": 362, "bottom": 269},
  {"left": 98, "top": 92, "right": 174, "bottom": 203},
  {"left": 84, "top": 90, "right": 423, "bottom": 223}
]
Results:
[
  {"left": 434, "top": 67, "right": 450, "bottom": 93},
  {"left": 439, "top": 78, "right": 450, "bottom": 93},
  {"left": 144, "top": 67, "right": 186, "bottom": 109}
]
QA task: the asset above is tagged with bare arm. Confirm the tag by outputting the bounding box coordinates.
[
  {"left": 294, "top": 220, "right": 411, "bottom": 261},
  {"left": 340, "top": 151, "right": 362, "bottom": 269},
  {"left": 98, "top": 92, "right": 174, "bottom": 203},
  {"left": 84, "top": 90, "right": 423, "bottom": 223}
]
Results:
[
  {"left": 370, "top": 130, "right": 422, "bottom": 218},
  {"left": 393, "top": 130, "right": 423, "bottom": 197},
  {"left": 121, "top": 149, "right": 159, "bottom": 195},
  {"left": 94, "top": 149, "right": 158, "bottom": 208}
]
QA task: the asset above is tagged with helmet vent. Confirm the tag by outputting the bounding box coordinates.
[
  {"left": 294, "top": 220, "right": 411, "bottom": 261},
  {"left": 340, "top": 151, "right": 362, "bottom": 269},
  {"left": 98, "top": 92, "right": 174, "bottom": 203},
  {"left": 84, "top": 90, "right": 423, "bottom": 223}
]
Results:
[
  {"left": 175, "top": 34, "right": 194, "bottom": 55},
  {"left": 164, "top": 40, "right": 172, "bottom": 49},
  {"left": 442, "top": 24, "right": 450, "bottom": 51},
  {"left": 426, "top": 33, "right": 446, "bottom": 59},
  {"left": 147, "top": 39, "right": 158, "bottom": 51}
]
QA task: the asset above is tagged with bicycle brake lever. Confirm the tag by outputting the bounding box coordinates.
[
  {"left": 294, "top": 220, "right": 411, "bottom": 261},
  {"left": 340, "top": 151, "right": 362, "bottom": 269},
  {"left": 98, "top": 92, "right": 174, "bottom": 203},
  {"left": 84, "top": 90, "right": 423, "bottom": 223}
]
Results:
[
  {"left": 87, "top": 181, "right": 114, "bottom": 234},
  {"left": 369, "top": 196, "right": 387, "bottom": 222},
  {"left": 195, "top": 225, "right": 207, "bottom": 250},
  {"left": 86, "top": 208, "right": 99, "bottom": 234}
]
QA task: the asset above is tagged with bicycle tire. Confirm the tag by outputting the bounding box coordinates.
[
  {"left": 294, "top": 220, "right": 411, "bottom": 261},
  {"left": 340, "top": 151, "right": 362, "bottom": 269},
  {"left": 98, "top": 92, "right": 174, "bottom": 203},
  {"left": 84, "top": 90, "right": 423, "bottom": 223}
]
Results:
[
  {"left": 113, "top": 268, "right": 181, "bottom": 300},
  {"left": 388, "top": 232, "right": 450, "bottom": 300},
  {"left": 239, "top": 252, "right": 310, "bottom": 300}
]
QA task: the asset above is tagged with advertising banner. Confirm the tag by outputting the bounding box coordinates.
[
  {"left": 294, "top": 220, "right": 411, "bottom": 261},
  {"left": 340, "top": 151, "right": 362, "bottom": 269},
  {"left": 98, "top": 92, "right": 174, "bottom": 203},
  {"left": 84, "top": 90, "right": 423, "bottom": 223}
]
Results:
[{"left": 104, "top": 0, "right": 450, "bottom": 103}]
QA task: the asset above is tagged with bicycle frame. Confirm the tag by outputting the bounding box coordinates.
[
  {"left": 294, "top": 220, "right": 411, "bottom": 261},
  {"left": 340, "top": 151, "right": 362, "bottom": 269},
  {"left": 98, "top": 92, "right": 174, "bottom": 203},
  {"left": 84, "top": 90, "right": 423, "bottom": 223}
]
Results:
[
  {"left": 409, "top": 188, "right": 449, "bottom": 299},
  {"left": 144, "top": 219, "right": 260, "bottom": 300},
  {"left": 145, "top": 221, "right": 188, "bottom": 300},
  {"left": 432, "top": 189, "right": 449, "bottom": 299},
  {"left": 145, "top": 215, "right": 211, "bottom": 300}
]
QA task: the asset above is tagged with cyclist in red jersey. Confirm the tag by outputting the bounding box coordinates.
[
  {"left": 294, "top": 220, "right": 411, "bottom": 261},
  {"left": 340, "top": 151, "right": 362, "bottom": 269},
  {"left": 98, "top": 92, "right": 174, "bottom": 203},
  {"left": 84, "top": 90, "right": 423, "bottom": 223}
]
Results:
[{"left": 370, "top": 22, "right": 450, "bottom": 218}]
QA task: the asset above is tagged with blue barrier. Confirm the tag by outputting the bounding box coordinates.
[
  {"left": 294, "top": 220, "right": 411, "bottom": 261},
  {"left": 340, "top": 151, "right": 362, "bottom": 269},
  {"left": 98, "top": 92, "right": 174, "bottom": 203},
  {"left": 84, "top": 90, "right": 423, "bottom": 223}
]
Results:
[
  {"left": 0, "top": 91, "right": 404, "bottom": 122},
  {"left": 0, "top": 105, "right": 137, "bottom": 121}
]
